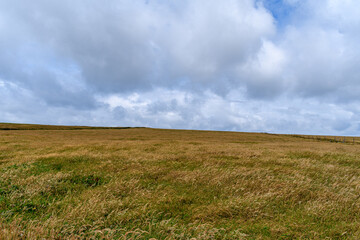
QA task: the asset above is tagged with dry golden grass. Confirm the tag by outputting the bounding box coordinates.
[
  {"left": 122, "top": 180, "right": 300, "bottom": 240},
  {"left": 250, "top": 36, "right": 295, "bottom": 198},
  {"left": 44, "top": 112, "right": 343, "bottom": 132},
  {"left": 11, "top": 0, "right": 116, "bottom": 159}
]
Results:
[{"left": 0, "top": 124, "right": 360, "bottom": 239}]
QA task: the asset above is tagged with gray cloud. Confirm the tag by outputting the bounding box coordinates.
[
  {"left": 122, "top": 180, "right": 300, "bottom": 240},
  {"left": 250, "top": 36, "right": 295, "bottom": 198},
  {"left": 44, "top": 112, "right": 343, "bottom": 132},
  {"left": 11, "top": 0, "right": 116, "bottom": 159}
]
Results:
[
  {"left": 1, "top": 0, "right": 360, "bottom": 135},
  {"left": 0, "top": 0, "right": 276, "bottom": 95}
]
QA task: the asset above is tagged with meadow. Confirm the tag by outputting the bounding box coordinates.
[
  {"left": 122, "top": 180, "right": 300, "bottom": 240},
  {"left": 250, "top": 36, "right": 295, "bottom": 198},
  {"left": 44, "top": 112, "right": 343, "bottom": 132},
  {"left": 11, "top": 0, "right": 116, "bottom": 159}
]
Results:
[{"left": 0, "top": 123, "right": 360, "bottom": 239}]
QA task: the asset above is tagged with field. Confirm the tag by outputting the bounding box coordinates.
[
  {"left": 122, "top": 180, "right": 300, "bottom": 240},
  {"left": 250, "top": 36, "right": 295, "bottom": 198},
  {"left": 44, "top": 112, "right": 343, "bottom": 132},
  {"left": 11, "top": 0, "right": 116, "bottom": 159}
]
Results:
[{"left": 0, "top": 123, "right": 360, "bottom": 239}]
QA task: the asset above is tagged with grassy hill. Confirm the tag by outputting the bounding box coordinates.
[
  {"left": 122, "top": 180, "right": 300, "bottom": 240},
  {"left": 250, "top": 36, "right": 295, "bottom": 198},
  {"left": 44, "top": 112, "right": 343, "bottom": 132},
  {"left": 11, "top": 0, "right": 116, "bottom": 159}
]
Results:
[
  {"left": 0, "top": 122, "right": 134, "bottom": 130},
  {"left": 0, "top": 125, "right": 359, "bottom": 239}
]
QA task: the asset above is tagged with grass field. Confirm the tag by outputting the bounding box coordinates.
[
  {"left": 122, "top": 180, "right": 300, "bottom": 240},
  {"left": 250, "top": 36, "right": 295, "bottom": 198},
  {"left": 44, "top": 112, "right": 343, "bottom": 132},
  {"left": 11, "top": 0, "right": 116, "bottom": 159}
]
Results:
[{"left": 0, "top": 123, "right": 360, "bottom": 239}]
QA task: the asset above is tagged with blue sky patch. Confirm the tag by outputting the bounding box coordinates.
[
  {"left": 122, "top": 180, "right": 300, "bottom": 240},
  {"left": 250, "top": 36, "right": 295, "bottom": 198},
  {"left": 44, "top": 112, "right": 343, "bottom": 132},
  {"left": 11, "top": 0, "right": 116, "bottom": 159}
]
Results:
[{"left": 257, "top": 0, "right": 299, "bottom": 27}]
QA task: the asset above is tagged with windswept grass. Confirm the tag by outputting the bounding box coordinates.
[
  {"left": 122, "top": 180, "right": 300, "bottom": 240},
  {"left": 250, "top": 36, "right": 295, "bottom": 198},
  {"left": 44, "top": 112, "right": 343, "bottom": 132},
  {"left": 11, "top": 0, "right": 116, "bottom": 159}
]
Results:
[{"left": 0, "top": 126, "right": 360, "bottom": 239}]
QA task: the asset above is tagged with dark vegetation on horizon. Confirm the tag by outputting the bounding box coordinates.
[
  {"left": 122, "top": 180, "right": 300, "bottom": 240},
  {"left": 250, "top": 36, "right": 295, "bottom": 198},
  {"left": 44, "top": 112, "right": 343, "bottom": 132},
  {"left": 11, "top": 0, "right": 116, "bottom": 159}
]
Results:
[{"left": 0, "top": 123, "right": 139, "bottom": 131}]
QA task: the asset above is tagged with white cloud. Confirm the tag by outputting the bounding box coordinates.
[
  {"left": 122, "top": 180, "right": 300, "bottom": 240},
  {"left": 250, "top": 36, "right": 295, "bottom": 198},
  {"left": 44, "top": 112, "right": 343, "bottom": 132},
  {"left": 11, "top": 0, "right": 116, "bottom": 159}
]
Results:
[{"left": 1, "top": 0, "right": 360, "bottom": 135}]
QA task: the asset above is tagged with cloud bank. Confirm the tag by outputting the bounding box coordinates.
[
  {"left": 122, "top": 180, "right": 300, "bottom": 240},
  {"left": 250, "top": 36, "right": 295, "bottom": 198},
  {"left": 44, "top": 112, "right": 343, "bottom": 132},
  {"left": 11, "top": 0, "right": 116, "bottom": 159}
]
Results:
[{"left": 1, "top": 0, "right": 360, "bottom": 135}]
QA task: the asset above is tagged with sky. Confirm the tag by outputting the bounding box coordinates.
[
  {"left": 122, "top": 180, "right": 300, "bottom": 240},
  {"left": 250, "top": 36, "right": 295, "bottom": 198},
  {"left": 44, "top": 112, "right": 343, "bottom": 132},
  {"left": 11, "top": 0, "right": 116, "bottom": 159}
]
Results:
[{"left": 1, "top": 0, "right": 360, "bottom": 135}]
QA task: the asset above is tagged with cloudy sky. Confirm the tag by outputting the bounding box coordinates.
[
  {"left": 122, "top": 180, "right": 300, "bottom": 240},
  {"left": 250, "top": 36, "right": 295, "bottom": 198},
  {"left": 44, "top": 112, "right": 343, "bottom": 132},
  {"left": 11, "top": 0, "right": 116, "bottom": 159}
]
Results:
[{"left": 1, "top": 0, "right": 360, "bottom": 135}]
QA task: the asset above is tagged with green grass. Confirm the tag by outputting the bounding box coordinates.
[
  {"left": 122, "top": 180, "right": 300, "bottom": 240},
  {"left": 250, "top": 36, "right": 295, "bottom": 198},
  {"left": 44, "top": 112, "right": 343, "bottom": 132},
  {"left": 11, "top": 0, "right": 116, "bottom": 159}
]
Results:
[{"left": 0, "top": 123, "right": 360, "bottom": 239}]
